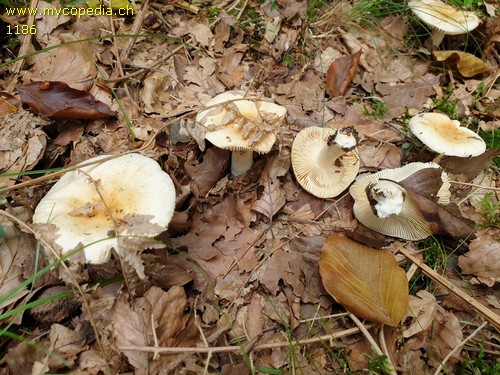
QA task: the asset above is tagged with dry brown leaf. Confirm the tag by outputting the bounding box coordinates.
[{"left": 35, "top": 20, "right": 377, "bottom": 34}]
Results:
[
  {"left": 433, "top": 50, "right": 491, "bottom": 78},
  {"left": 319, "top": 234, "right": 409, "bottom": 326},
  {"left": 458, "top": 228, "right": 500, "bottom": 287},
  {"left": 186, "top": 147, "right": 230, "bottom": 197},
  {"left": 0, "top": 110, "right": 48, "bottom": 187},
  {"left": 251, "top": 154, "right": 289, "bottom": 219},
  {"left": 17, "top": 81, "right": 115, "bottom": 119},
  {"left": 325, "top": 49, "right": 362, "bottom": 97},
  {"left": 112, "top": 294, "right": 150, "bottom": 372},
  {"left": 441, "top": 148, "right": 500, "bottom": 175},
  {"left": 0, "top": 219, "right": 34, "bottom": 316}
]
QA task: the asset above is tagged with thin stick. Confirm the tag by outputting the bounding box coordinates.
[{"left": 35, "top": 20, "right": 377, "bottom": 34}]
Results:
[
  {"left": 349, "top": 314, "right": 397, "bottom": 375},
  {"left": 397, "top": 245, "right": 500, "bottom": 332},
  {"left": 120, "top": 325, "right": 366, "bottom": 354},
  {"left": 450, "top": 180, "right": 500, "bottom": 192},
  {"left": 433, "top": 321, "right": 488, "bottom": 375}
]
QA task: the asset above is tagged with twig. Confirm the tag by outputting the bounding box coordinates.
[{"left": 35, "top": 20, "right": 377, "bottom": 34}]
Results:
[
  {"left": 119, "top": 325, "right": 366, "bottom": 354},
  {"left": 450, "top": 180, "right": 500, "bottom": 192},
  {"left": 349, "top": 314, "right": 397, "bottom": 375},
  {"left": 397, "top": 245, "right": 500, "bottom": 332},
  {"left": 433, "top": 321, "right": 488, "bottom": 375}
]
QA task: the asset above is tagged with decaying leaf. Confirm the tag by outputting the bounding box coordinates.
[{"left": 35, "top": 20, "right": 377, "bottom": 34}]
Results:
[
  {"left": 17, "top": 81, "right": 115, "bottom": 119},
  {"left": 319, "top": 234, "right": 409, "bottom": 326},
  {"left": 441, "top": 148, "right": 500, "bottom": 175},
  {"left": 0, "top": 110, "right": 48, "bottom": 187},
  {"left": 326, "top": 49, "right": 362, "bottom": 97},
  {"left": 433, "top": 50, "right": 491, "bottom": 78},
  {"left": 458, "top": 228, "right": 500, "bottom": 287},
  {"left": 251, "top": 154, "right": 289, "bottom": 219}
]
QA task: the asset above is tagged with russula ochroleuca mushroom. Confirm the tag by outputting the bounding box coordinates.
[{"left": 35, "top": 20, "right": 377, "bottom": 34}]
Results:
[
  {"left": 408, "top": 0, "right": 480, "bottom": 46},
  {"left": 33, "top": 154, "right": 176, "bottom": 264},
  {"left": 196, "top": 91, "right": 287, "bottom": 176},
  {"left": 349, "top": 162, "right": 450, "bottom": 240},
  {"left": 291, "top": 126, "right": 360, "bottom": 198},
  {"left": 409, "top": 112, "right": 486, "bottom": 157}
]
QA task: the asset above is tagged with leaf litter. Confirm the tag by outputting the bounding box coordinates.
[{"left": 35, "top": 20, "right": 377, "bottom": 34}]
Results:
[{"left": 0, "top": 0, "right": 499, "bottom": 374}]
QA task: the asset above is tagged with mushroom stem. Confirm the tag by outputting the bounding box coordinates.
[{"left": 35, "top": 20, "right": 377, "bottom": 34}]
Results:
[
  {"left": 430, "top": 30, "right": 445, "bottom": 46},
  {"left": 231, "top": 150, "right": 253, "bottom": 176},
  {"left": 317, "top": 127, "right": 358, "bottom": 167},
  {"left": 367, "top": 180, "right": 406, "bottom": 219}
]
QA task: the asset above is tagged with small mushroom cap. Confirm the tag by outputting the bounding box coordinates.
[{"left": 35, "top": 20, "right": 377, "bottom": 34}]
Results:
[
  {"left": 196, "top": 91, "right": 287, "bottom": 154},
  {"left": 409, "top": 0, "right": 480, "bottom": 35},
  {"left": 292, "top": 126, "right": 360, "bottom": 199},
  {"left": 33, "top": 154, "right": 176, "bottom": 264},
  {"left": 409, "top": 112, "right": 486, "bottom": 157},
  {"left": 349, "top": 162, "right": 449, "bottom": 240}
]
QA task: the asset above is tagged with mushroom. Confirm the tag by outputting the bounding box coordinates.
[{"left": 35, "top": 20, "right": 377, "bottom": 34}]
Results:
[
  {"left": 291, "top": 126, "right": 360, "bottom": 198},
  {"left": 196, "top": 91, "right": 287, "bottom": 176},
  {"left": 349, "top": 162, "right": 450, "bottom": 240},
  {"left": 33, "top": 154, "right": 176, "bottom": 264},
  {"left": 409, "top": 112, "right": 486, "bottom": 157},
  {"left": 408, "top": 0, "right": 480, "bottom": 46}
]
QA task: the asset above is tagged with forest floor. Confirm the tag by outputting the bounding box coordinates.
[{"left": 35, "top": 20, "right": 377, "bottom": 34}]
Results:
[{"left": 0, "top": 0, "right": 499, "bottom": 374}]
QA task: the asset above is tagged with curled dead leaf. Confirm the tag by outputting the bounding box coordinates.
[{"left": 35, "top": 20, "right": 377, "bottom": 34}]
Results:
[
  {"left": 433, "top": 50, "right": 491, "bottom": 78},
  {"left": 326, "top": 49, "right": 362, "bottom": 97},
  {"left": 17, "top": 81, "right": 115, "bottom": 119},
  {"left": 319, "top": 234, "right": 409, "bottom": 326}
]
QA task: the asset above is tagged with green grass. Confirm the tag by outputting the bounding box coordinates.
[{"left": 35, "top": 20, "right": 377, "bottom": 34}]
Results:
[
  {"left": 479, "top": 192, "right": 500, "bottom": 227},
  {"left": 459, "top": 343, "right": 500, "bottom": 375},
  {"left": 363, "top": 98, "right": 389, "bottom": 119}
]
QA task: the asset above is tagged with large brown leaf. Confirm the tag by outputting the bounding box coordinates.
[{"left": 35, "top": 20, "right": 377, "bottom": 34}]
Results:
[
  {"left": 325, "top": 49, "right": 362, "bottom": 97},
  {"left": 17, "top": 81, "right": 115, "bottom": 119},
  {"left": 433, "top": 50, "right": 491, "bottom": 78},
  {"left": 319, "top": 234, "right": 409, "bottom": 326}
]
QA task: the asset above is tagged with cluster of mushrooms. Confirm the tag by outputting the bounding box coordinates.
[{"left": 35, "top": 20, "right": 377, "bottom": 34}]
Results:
[
  {"left": 33, "top": 87, "right": 486, "bottom": 264},
  {"left": 291, "top": 111, "right": 485, "bottom": 241},
  {"left": 194, "top": 90, "right": 486, "bottom": 242}
]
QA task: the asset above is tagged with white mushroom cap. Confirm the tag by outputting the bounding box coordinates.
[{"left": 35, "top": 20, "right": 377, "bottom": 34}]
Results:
[
  {"left": 292, "top": 126, "right": 360, "bottom": 198},
  {"left": 408, "top": 0, "right": 480, "bottom": 45},
  {"left": 33, "top": 154, "right": 176, "bottom": 264},
  {"left": 196, "top": 90, "right": 287, "bottom": 176},
  {"left": 409, "top": 112, "right": 486, "bottom": 157},
  {"left": 349, "top": 162, "right": 449, "bottom": 240}
]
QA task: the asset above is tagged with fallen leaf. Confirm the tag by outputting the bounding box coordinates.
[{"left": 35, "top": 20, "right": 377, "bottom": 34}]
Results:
[
  {"left": 441, "top": 148, "right": 500, "bottom": 175},
  {"left": 458, "top": 228, "right": 500, "bottom": 287},
  {"left": 251, "top": 154, "right": 289, "bottom": 219},
  {"left": 17, "top": 81, "right": 115, "bottom": 119},
  {"left": 326, "top": 49, "right": 362, "bottom": 97},
  {"left": 319, "top": 234, "right": 409, "bottom": 326},
  {"left": 0, "top": 110, "right": 48, "bottom": 187},
  {"left": 433, "top": 50, "right": 491, "bottom": 78}
]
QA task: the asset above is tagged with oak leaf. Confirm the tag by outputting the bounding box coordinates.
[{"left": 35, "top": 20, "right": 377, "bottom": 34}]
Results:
[{"left": 319, "top": 234, "right": 409, "bottom": 326}]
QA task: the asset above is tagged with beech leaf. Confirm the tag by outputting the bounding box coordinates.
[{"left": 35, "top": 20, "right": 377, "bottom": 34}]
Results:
[
  {"left": 319, "top": 234, "right": 409, "bottom": 326},
  {"left": 326, "top": 49, "right": 362, "bottom": 97},
  {"left": 17, "top": 81, "right": 115, "bottom": 119}
]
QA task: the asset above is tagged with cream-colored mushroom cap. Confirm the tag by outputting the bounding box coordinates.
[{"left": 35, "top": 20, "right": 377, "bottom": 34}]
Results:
[
  {"left": 409, "top": 0, "right": 480, "bottom": 45},
  {"left": 196, "top": 90, "right": 287, "bottom": 175},
  {"left": 33, "top": 154, "right": 176, "bottom": 264},
  {"left": 409, "top": 112, "right": 486, "bottom": 157},
  {"left": 409, "top": 0, "right": 480, "bottom": 34},
  {"left": 349, "top": 162, "right": 450, "bottom": 240},
  {"left": 292, "top": 126, "right": 360, "bottom": 199}
]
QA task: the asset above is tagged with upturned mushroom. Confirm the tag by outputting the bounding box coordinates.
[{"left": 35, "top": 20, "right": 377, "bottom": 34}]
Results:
[
  {"left": 292, "top": 126, "right": 360, "bottom": 198},
  {"left": 349, "top": 162, "right": 450, "bottom": 240},
  {"left": 408, "top": 0, "right": 480, "bottom": 46},
  {"left": 196, "top": 91, "right": 287, "bottom": 176},
  {"left": 409, "top": 112, "right": 486, "bottom": 157},
  {"left": 33, "top": 154, "right": 176, "bottom": 264}
]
